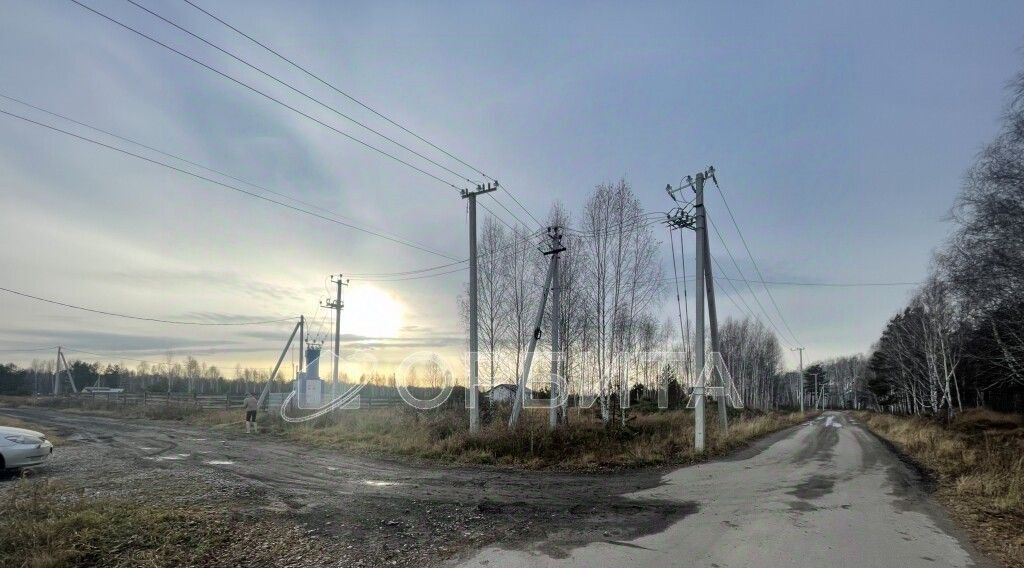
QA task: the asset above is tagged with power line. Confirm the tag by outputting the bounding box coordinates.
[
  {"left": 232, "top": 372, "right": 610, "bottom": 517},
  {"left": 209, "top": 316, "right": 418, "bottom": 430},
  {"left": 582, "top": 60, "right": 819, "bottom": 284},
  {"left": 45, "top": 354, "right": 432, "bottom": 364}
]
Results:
[
  {"left": 708, "top": 256, "right": 767, "bottom": 328},
  {"left": 179, "top": 0, "right": 544, "bottom": 230},
  {"left": 123, "top": 0, "right": 482, "bottom": 188},
  {"left": 709, "top": 176, "right": 803, "bottom": 346},
  {"left": 0, "top": 108, "right": 459, "bottom": 259},
  {"left": 0, "top": 92, "right": 460, "bottom": 262},
  {"left": 0, "top": 346, "right": 59, "bottom": 353},
  {"left": 661, "top": 274, "right": 921, "bottom": 288},
  {"left": 705, "top": 216, "right": 795, "bottom": 348},
  {"left": 348, "top": 225, "right": 548, "bottom": 279},
  {"left": 668, "top": 227, "right": 689, "bottom": 372},
  {"left": 348, "top": 265, "right": 468, "bottom": 283},
  {"left": 347, "top": 258, "right": 469, "bottom": 277},
  {"left": 69, "top": 0, "right": 470, "bottom": 194},
  {"left": 62, "top": 347, "right": 274, "bottom": 369},
  {"left": 78, "top": 0, "right": 536, "bottom": 233},
  {"left": 0, "top": 285, "right": 297, "bottom": 326}
]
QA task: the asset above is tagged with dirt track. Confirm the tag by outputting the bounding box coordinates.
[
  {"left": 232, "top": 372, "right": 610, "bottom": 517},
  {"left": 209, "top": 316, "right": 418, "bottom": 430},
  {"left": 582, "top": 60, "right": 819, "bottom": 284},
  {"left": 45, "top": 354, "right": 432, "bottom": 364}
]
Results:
[{"left": 0, "top": 406, "right": 692, "bottom": 567}]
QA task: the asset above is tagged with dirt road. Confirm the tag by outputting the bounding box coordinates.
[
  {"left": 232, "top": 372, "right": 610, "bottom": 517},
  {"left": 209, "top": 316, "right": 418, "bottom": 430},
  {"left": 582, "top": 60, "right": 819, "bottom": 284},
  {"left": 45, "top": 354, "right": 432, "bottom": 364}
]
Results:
[
  {"left": 453, "top": 412, "right": 991, "bottom": 568},
  {"left": 0, "top": 406, "right": 689, "bottom": 567},
  {"left": 0, "top": 409, "right": 990, "bottom": 567}
]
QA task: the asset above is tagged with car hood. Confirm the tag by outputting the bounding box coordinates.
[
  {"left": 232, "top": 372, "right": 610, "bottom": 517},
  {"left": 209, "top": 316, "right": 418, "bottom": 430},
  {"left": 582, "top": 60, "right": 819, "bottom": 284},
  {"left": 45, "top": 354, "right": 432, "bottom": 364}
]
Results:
[{"left": 0, "top": 426, "right": 46, "bottom": 439}]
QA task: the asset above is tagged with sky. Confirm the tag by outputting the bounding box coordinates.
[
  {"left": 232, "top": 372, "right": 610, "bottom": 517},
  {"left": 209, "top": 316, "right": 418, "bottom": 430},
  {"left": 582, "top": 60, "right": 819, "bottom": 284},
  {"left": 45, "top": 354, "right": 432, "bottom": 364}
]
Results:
[{"left": 0, "top": 0, "right": 1022, "bottom": 375}]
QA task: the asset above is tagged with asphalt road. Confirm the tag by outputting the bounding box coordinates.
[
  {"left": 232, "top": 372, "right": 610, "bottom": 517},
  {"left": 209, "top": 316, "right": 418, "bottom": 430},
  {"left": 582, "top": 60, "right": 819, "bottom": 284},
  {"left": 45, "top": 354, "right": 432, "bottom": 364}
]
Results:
[{"left": 452, "top": 412, "right": 990, "bottom": 568}]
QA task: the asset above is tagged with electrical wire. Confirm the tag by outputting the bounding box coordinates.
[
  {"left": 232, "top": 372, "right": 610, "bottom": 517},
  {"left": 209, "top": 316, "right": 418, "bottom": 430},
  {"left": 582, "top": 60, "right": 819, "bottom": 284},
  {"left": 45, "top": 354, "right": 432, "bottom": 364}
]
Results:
[
  {"left": 179, "top": 0, "right": 544, "bottom": 229},
  {"left": 704, "top": 217, "right": 795, "bottom": 347},
  {"left": 63, "top": 347, "right": 273, "bottom": 370},
  {"left": 710, "top": 176, "right": 803, "bottom": 346},
  {"left": 124, "top": 0, "right": 482, "bottom": 188},
  {"left": 0, "top": 285, "right": 297, "bottom": 326},
  {"left": 69, "top": 1, "right": 470, "bottom": 194},
  {"left": 0, "top": 108, "right": 461, "bottom": 259},
  {"left": 0, "top": 92, "right": 460, "bottom": 262},
  {"left": 678, "top": 228, "right": 692, "bottom": 380},
  {"left": 660, "top": 274, "right": 921, "bottom": 288},
  {"left": 0, "top": 346, "right": 59, "bottom": 353},
  {"left": 668, "top": 227, "right": 688, "bottom": 372},
  {"left": 84, "top": 0, "right": 533, "bottom": 234}
]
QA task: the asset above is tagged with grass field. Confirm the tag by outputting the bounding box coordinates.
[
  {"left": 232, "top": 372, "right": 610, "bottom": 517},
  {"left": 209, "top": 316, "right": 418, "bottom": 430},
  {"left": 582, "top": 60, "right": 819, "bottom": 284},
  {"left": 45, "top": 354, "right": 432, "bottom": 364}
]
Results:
[{"left": 856, "top": 409, "right": 1024, "bottom": 568}]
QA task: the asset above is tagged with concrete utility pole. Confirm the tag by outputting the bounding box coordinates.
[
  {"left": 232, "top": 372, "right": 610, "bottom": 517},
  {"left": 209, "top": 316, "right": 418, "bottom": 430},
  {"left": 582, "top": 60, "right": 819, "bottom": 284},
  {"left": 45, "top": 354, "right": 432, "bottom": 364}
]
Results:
[
  {"left": 702, "top": 215, "right": 727, "bottom": 433},
  {"left": 509, "top": 231, "right": 564, "bottom": 429},
  {"left": 791, "top": 347, "right": 805, "bottom": 412},
  {"left": 53, "top": 346, "right": 77, "bottom": 395},
  {"left": 810, "top": 372, "right": 821, "bottom": 410},
  {"left": 548, "top": 227, "right": 565, "bottom": 430},
  {"left": 298, "top": 314, "right": 305, "bottom": 376},
  {"left": 54, "top": 346, "right": 62, "bottom": 396},
  {"left": 693, "top": 174, "right": 707, "bottom": 452},
  {"left": 666, "top": 166, "right": 721, "bottom": 452},
  {"left": 323, "top": 275, "right": 348, "bottom": 399},
  {"left": 257, "top": 317, "right": 304, "bottom": 408},
  {"left": 462, "top": 182, "right": 498, "bottom": 434}
]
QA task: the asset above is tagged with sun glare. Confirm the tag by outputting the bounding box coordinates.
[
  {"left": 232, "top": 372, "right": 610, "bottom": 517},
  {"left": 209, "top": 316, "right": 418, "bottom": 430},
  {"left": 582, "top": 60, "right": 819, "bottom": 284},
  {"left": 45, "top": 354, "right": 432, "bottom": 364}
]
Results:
[{"left": 340, "top": 285, "right": 404, "bottom": 339}]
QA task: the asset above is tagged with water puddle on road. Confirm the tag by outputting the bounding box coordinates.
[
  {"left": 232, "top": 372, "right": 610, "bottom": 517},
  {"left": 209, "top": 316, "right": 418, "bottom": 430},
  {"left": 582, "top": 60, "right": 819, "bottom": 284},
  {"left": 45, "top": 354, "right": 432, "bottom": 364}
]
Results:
[
  {"left": 363, "top": 480, "right": 401, "bottom": 487},
  {"left": 153, "top": 453, "right": 192, "bottom": 461}
]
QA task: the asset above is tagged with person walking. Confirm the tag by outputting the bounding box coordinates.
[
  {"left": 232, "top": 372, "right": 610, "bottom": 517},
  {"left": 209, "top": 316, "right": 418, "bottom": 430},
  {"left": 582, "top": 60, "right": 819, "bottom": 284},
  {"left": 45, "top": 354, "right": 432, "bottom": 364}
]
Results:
[{"left": 243, "top": 392, "right": 259, "bottom": 434}]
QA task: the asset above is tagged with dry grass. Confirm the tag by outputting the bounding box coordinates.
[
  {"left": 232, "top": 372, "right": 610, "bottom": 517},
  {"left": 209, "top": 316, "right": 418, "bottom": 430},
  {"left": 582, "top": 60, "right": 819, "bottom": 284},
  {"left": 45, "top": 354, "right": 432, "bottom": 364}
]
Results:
[
  {"left": 0, "top": 478, "right": 322, "bottom": 568},
  {"left": 2, "top": 479, "right": 232, "bottom": 567},
  {"left": 286, "top": 406, "right": 813, "bottom": 470},
  {"left": 0, "top": 395, "right": 245, "bottom": 429},
  {"left": 0, "top": 395, "right": 811, "bottom": 469},
  {"left": 856, "top": 409, "right": 1024, "bottom": 567}
]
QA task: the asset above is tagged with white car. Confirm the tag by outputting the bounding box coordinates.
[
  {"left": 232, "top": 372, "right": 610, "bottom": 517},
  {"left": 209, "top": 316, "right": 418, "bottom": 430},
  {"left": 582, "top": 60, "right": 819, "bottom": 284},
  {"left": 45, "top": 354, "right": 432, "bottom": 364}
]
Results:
[{"left": 0, "top": 426, "right": 54, "bottom": 470}]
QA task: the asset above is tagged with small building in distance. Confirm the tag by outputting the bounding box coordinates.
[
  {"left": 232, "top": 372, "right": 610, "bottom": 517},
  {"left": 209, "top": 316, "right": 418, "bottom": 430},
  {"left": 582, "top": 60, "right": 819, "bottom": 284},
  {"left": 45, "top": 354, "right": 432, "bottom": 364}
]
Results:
[{"left": 486, "top": 383, "right": 532, "bottom": 404}]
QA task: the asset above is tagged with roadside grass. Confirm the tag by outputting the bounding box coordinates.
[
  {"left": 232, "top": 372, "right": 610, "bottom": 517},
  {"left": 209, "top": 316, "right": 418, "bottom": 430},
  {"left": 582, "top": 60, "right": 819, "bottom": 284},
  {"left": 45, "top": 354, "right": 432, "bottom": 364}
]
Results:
[
  {"left": 856, "top": 409, "right": 1024, "bottom": 567},
  {"left": 0, "top": 395, "right": 813, "bottom": 469},
  {"left": 285, "top": 406, "right": 813, "bottom": 469},
  {"left": 0, "top": 478, "right": 319, "bottom": 568}
]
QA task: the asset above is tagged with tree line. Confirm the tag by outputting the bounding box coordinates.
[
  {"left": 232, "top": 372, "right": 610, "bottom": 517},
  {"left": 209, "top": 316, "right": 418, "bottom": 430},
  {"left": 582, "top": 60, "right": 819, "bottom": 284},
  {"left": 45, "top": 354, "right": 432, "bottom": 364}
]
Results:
[
  {"left": 462, "top": 179, "right": 799, "bottom": 422},
  {"left": 866, "top": 68, "right": 1024, "bottom": 415}
]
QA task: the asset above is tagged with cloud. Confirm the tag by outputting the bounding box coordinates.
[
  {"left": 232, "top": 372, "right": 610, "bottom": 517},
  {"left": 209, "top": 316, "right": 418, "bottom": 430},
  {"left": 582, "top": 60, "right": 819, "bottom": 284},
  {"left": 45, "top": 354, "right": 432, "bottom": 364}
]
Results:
[{"left": 1, "top": 328, "right": 230, "bottom": 353}]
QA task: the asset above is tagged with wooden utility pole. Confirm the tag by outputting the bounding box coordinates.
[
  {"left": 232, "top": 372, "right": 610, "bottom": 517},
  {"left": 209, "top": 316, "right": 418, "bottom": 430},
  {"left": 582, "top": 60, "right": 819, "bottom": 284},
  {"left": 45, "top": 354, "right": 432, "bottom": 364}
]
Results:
[{"left": 462, "top": 182, "right": 498, "bottom": 434}]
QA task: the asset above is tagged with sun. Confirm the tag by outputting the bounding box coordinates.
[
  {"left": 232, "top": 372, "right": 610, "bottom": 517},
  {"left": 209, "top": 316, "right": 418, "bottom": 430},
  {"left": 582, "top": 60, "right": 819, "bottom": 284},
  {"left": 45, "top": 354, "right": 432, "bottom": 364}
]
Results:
[{"left": 339, "top": 285, "right": 404, "bottom": 339}]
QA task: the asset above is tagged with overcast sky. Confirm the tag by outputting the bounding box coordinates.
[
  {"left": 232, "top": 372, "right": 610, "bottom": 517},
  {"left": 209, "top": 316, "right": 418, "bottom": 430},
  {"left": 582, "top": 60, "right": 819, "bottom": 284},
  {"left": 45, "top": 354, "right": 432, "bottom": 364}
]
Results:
[{"left": 1, "top": 0, "right": 1022, "bottom": 374}]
